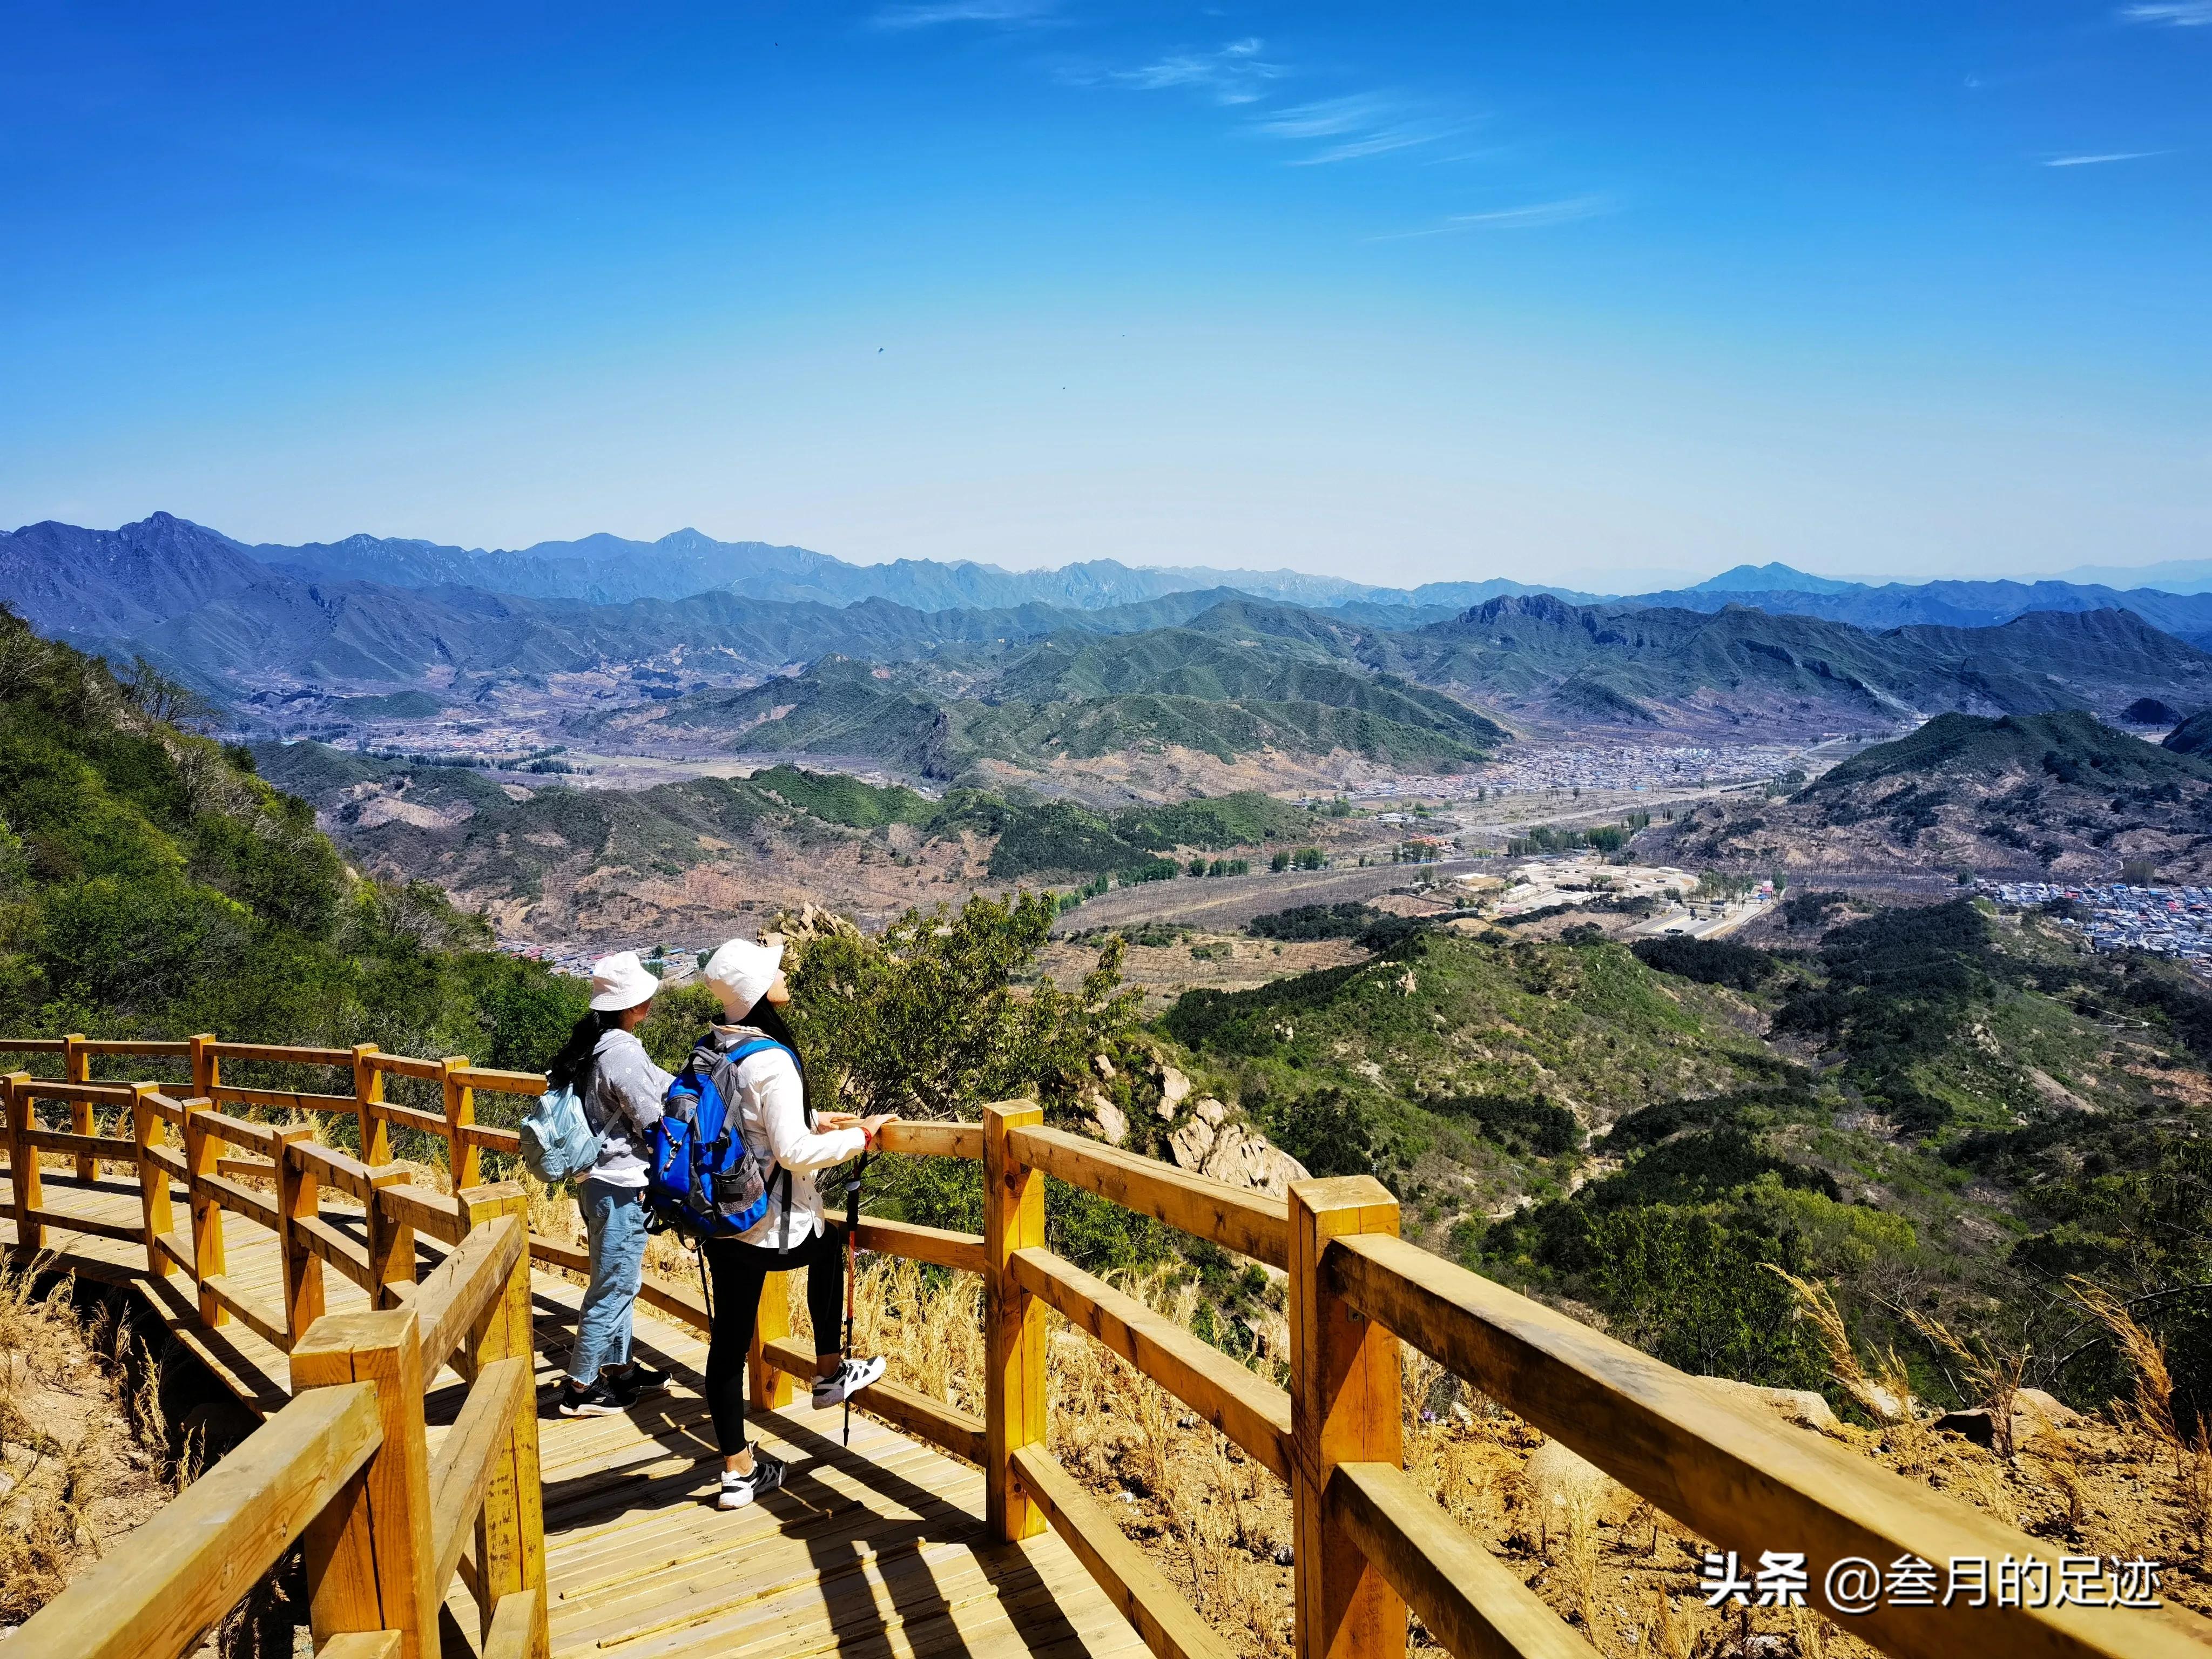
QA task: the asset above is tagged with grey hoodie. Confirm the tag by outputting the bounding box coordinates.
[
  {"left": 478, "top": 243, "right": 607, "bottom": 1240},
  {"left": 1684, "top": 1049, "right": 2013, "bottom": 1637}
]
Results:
[{"left": 578, "top": 1028, "right": 675, "bottom": 1189}]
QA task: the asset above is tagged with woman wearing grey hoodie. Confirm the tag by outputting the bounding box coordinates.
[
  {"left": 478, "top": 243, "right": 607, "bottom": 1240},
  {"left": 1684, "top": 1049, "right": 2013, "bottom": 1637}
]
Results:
[{"left": 549, "top": 952, "right": 676, "bottom": 1418}]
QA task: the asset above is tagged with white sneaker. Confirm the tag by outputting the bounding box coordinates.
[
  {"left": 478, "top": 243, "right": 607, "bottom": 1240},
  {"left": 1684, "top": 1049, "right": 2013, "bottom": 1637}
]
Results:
[{"left": 812, "top": 1355, "right": 886, "bottom": 1409}]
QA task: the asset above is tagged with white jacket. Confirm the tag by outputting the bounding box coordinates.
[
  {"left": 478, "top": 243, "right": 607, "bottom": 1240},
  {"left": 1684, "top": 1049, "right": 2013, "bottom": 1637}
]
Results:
[{"left": 719, "top": 1024, "right": 865, "bottom": 1249}]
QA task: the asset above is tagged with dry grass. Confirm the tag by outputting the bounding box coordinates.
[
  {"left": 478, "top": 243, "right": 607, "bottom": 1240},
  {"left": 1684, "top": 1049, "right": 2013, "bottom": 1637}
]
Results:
[{"left": 0, "top": 1258, "right": 178, "bottom": 1626}]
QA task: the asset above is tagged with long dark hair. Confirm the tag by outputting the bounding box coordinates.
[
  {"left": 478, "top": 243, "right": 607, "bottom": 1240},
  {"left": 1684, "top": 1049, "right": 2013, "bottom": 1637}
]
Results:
[
  {"left": 733, "top": 997, "right": 811, "bottom": 1125},
  {"left": 548, "top": 1009, "right": 625, "bottom": 1095}
]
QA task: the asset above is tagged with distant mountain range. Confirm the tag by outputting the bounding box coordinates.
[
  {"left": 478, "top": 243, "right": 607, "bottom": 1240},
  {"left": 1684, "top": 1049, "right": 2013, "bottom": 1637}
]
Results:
[{"left": 6, "top": 515, "right": 2212, "bottom": 782}]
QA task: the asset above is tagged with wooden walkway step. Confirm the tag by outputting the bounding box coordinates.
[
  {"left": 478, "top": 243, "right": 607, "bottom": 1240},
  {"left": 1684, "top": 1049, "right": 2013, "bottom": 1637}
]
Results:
[{"left": 4, "top": 1177, "right": 1146, "bottom": 1659}]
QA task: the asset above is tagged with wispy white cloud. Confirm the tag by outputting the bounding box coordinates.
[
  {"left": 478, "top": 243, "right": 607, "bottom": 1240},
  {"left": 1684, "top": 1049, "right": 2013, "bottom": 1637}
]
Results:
[
  {"left": 1246, "top": 93, "right": 1474, "bottom": 165},
  {"left": 1107, "top": 37, "right": 1283, "bottom": 105},
  {"left": 2121, "top": 1, "right": 2212, "bottom": 23},
  {"left": 2044, "top": 150, "right": 2166, "bottom": 166},
  {"left": 869, "top": 0, "right": 1060, "bottom": 30},
  {"left": 1365, "top": 196, "right": 1614, "bottom": 240}
]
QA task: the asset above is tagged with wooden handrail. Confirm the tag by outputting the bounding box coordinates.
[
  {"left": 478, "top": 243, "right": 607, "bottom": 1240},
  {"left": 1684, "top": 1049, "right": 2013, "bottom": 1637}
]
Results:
[
  {"left": 12, "top": 1025, "right": 2211, "bottom": 1659},
  {"left": 1009, "top": 1245, "right": 1292, "bottom": 1481},
  {"left": 1325, "top": 1229, "right": 2212, "bottom": 1659},
  {"left": 415, "top": 1215, "right": 525, "bottom": 1380},
  {"left": 1010, "top": 1444, "right": 1237, "bottom": 1659},
  {"left": 1326, "top": 1461, "right": 1597, "bottom": 1659},
  {"left": 1007, "top": 1123, "right": 1290, "bottom": 1267},
  {"left": 4, "top": 1382, "right": 383, "bottom": 1659},
  {"left": 428, "top": 1355, "right": 530, "bottom": 1597}
]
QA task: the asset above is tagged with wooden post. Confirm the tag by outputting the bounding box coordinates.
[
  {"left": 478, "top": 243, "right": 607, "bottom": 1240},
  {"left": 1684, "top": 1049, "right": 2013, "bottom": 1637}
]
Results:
[
  {"left": 183, "top": 1100, "right": 226, "bottom": 1326},
  {"left": 1289, "top": 1176, "right": 1405, "bottom": 1659},
  {"left": 3, "top": 1074, "right": 39, "bottom": 1259},
  {"left": 984, "top": 1100, "right": 1047, "bottom": 1543},
  {"left": 440, "top": 1056, "right": 478, "bottom": 1190},
  {"left": 130, "top": 1084, "right": 171, "bottom": 1278},
  {"left": 188, "top": 1033, "right": 219, "bottom": 1100},
  {"left": 367, "top": 1168, "right": 417, "bottom": 1311},
  {"left": 275, "top": 1125, "right": 326, "bottom": 1340},
  {"left": 460, "top": 1184, "right": 545, "bottom": 1642},
  {"left": 353, "top": 1044, "right": 388, "bottom": 1166},
  {"left": 747, "top": 1270, "right": 798, "bottom": 1412},
  {"left": 63, "top": 1034, "right": 92, "bottom": 1184},
  {"left": 292, "top": 1309, "right": 440, "bottom": 1659}
]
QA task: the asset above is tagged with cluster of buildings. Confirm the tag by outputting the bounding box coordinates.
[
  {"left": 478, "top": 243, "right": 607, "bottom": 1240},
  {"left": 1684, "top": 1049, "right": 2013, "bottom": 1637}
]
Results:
[
  {"left": 1347, "top": 742, "right": 1826, "bottom": 804},
  {"left": 496, "top": 940, "right": 706, "bottom": 980},
  {"left": 1982, "top": 881, "right": 2212, "bottom": 962}
]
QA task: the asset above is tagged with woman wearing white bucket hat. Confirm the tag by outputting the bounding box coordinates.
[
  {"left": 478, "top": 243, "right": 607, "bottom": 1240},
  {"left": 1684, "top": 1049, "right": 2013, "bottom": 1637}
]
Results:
[
  {"left": 545, "top": 951, "right": 676, "bottom": 1419},
  {"left": 691, "top": 935, "right": 897, "bottom": 1510}
]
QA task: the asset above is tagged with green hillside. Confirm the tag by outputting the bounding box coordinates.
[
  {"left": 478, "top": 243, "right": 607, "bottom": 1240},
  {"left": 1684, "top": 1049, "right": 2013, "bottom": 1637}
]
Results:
[
  {"left": 0, "top": 607, "right": 586, "bottom": 1071},
  {"left": 1810, "top": 710, "right": 2212, "bottom": 794},
  {"left": 608, "top": 629, "right": 1506, "bottom": 778}
]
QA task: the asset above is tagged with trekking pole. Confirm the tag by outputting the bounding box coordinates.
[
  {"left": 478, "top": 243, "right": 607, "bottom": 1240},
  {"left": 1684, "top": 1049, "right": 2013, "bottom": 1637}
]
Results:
[{"left": 841, "top": 1154, "right": 871, "bottom": 1448}]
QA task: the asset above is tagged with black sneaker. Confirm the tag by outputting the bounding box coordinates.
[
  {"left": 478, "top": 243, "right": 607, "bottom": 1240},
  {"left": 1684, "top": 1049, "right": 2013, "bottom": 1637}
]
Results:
[
  {"left": 812, "top": 1355, "right": 886, "bottom": 1410},
  {"left": 717, "top": 1449, "right": 788, "bottom": 1510},
  {"left": 558, "top": 1379, "right": 623, "bottom": 1418},
  {"left": 605, "top": 1363, "right": 669, "bottom": 1406}
]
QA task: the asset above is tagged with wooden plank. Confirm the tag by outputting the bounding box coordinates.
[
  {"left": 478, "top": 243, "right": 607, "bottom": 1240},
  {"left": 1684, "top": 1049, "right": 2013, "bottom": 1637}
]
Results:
[
  {"left": 292, "top": 1136, "right": 382, "bottom": 1205},
  {"left": 3, "top": 1074, "right": 39, "bottom": 1257},
  {"left": 23, "top": 1205, "right": 147, "bottom": 1245},
  {"left": 1327, "top": 1462, "right": 1594, "bottom": 1659},
  {"left": 142, "top": 1091, "right": 186, "bottom": 1126},
  {"left": 379, "top": 1182, "right": 465, "bottom": 1246},
  {"left": 319, "top": 1635, "right": 402, "bottom": 1659},
  {"left": 217, "top": 1155, "right": 277, "bottom": 1181},
  {"left": 1289, "top": 1178, "right": 1403, "bottom": 1659},
  {"left": 203, "top": 1272, "right": 293, "bottom": 1351},
  {"left": 375, "top": 1099, "right": 450, "bottom": 1137},
  {"left": 1010, "top": 1246, "right": 1292, "bottom": 1482},
  {"left": 1326, "top": 1231, "right": 2212, "bottom": 1659},
  {"left": 481, "top": 1588, "right": 547, "bottom": 1659},
  {"left": 201, "top": 1170, "right": 281, "bottom": 1232},
  {"left": 21, "top": 1129, "right": 137, "bottom": 1159},
  {"left": 355, "top": 1045, "right": 390, "bottom": 1168},
  {"left": 0, "top": 1037, "right": 67, "bottom": 1055},
  {"left": 448, "top": 1065, "right": 547, "bottom": 1096},
  {"left": 153, "top": 1226, "right": 195, "bottom": 1275},
  {"left": 458, "top": 1122, "right": 522, "bottom": 1154},
  {"left": 460, "top": 1186, "right": 543, "bottom": 1643},
  {"left": 275, "top": 1124, "right": 325, "bottom": 1343},
  {"left": 441, "top": 1056, "right": 479, "bottom": 1190},
  {"left": 1010, "top": 1444, "right": 1237, "bottom": 1659},
  {"left": 132, "top": 1085, "right": 174, "bottom": 1280},
  {"left": 146, "top": 1144, "right": 187, "bottom": 1181},
  {"left": 986, "top": 1102, "right": 1047, "bottom": 1543},
  {"left": 366, "top": 1052, "right": 447, "bottom": 1083},
  {"left": 854, "top": 1215, "right": 987, "bottom": 1273},
  {"left": 14, "top": 1078, "right": 138, "bottom": 1105},
  {"left": 294, "top": 1309, "right": 441, "bottom": 1659},
  {"left": 427, "top": 1356, "right": 528, "bottom": 1600},
  {"left": 65, "top": 1035, "right": 92, "bottom": 1185},
  {"left": 297, "top": 1212, "right": 378, "bottom": 1294},
  {"left": 1008, "top": 1125, "right": 1289, "bottom": 1269},
  {"left": 878, "top": 1119, "right": 984, "bottom": 1160},
  {"left": 198, "top": 1109, "right": 280, "bottom": 1154},
  {"left": 759, "top": 1333, "right": 986, "bottom": 1464},
  {"left": 76, "top": 1038, "right": 194, "bottom": 1058},
  {"left": 415, "top": 1215, "right": 526, "bottom": 1381},
  {"left": 2, "top": 1381, "right": 382, "bottom": 1659},
  {"left": 207, "top": 1041, "right": 356, "bottom": 1067},
  {"left": 210, "top": 1083, "right": 361, "bottom": 1114},
  {"left": 184, "top": 1103, "right": 226, "bottom": 1327}
]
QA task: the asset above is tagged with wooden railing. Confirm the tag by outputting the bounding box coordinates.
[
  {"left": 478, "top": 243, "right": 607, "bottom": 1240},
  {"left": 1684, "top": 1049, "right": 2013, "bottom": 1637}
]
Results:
[{"left": 6, "top": 1037, "right": 2210, "bottom": 1659}]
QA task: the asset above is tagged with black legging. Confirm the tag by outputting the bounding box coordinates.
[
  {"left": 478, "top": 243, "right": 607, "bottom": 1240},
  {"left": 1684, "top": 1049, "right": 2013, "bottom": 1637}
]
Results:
[{"left": 702, "top": 1224, "right": 847, "bottom": 1456}]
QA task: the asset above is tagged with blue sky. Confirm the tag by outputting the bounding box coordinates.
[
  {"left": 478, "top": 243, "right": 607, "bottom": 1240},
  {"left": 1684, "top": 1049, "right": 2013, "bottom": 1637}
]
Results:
[{"left": 2, "top": 1, "right": 2206, "bottom": 590}]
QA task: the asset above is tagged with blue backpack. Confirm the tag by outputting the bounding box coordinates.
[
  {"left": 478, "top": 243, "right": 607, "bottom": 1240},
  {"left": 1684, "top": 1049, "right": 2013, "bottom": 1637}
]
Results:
[
  {"left": 647, "top": 1035, "right": 793, "bottom": 1241},
  {"left": 517, "top": 1083, "right": 602, "bottom": 1185}
]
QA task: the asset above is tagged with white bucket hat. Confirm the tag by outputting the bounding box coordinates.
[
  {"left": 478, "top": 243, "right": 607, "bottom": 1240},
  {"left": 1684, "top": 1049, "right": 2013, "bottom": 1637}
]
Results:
[
  {"left": 703, "top": 936, "right": 784, "bottom": 1018},
  {"left": 588, "top": 950, "right": 660, "bottom": 1013}
]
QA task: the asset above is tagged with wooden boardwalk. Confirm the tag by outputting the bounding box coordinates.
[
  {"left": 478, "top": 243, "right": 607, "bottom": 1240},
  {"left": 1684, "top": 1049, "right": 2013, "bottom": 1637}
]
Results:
[{"left": 4, "top": 1175, "right": 1144, "bottom": 1659}]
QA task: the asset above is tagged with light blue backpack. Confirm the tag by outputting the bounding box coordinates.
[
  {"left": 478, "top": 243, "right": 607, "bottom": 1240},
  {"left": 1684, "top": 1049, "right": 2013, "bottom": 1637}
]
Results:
[{"left": 518, "top": 1082, "right": 602, "bottom": 1184}]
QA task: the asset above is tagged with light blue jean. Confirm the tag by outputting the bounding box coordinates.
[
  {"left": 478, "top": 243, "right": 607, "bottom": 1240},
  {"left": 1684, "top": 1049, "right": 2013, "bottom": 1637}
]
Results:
[{"left": 570, "top": 1181, "right": 648, "bottom": 1384}]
